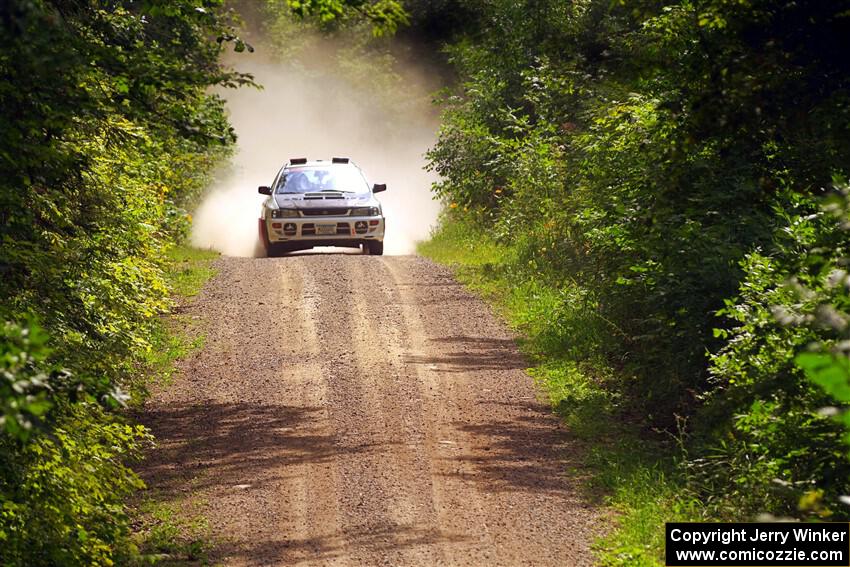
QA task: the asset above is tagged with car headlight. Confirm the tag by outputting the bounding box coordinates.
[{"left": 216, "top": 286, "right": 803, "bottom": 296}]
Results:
[
  {"left": 271, "top": 208, "right": 299, "bottom": 218},
  {"left": 351, "top": 207, "right": 379, "bottom": 216}
]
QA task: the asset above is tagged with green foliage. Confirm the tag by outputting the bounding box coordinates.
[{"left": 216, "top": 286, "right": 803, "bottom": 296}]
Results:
[
  {"left": 1, "top": 0, "right": 241, "bottom": 387},
  {"left": 424, "top": 0, "right": 850, "bottom": 560},
  {"left": 428, "top": 0, "right": 850, "bottom": 418},
  {"left": 799, "top": 354, "right": 850, "bottom": 404},
  {"left": 0, "top": 404, "right": 151, "bottom": 565},
  {"left": 283, "top": 0, "right": 409, "bottom": 35},
  {"left": 0, "top": 320, "right": 68, "bottom": 441},
  {"left": 701, "top": 189, "right": 850, "bottom": 518},
  {"left": 0, "top": 1, "right": 242, "bottom": 564}
]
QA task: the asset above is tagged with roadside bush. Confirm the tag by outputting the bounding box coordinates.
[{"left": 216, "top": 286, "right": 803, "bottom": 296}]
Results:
[
  {"left": 1, "top": 405, "right": 150, "bottom": 565},
  {"left": 0, "top": 1, "right": 242, "bottom": 564},
  {"left": 425, "top": 0, "right": 850, "bottom": 524},
  {"left": 0, "top": 318, "right": 152, "bottom": 564},
  {"left": 698, "top": 188, "right": 850, "bottom": 518}
]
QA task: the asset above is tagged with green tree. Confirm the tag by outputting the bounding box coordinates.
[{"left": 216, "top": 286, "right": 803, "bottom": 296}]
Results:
[
  {"left": 426, "top": 0, "right": 850, "bottom": 521},
  {"left": 0, "top": 1, "right": 248, "bottom": 563}
]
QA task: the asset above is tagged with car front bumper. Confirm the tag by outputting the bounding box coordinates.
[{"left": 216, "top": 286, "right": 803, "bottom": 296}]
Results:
[{"left": 260, "top": 215, "right": 385, "bottom": 247}]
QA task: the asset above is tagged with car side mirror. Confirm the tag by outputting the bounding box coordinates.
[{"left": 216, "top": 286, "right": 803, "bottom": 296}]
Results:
[
  {"left": 258, "top": 186, "right": 272, "bottom": 195},
  {"left": 372, "top": 183, "right": 387, "bottom": 193}
]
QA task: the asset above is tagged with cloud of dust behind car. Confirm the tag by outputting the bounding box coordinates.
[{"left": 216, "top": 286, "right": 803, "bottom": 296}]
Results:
[{"left": 190, "top": 45, "right": 441, "bottom": 257}]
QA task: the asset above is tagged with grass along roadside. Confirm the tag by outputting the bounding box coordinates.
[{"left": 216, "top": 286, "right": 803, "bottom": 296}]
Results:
[
  {"left": 152, "top": 244, "right": 220, "bottom": 387},
  {"left": 128, "top": 244, "right": 220, "bottom": 565},
  {"left": 165, "top": 245, "right": 220, "bottom": 299},
  {"left": 128, "top": 495, "right": 215, "bottom": 567},
  {"left": 127, "top": 246, "right": 219, "bottom": 404},
  {"left": 418, "top": 216, "right": 704, "bottom": 566}
]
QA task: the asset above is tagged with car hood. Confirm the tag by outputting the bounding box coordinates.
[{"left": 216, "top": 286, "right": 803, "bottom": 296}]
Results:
[{"left": 273, "top": 193, "right": 378, "bottom": 209}]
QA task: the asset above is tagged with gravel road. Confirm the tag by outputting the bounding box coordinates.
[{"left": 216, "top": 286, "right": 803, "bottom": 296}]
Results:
[{"left": 139, "top": 253, "right": 602, "bottom": 566}]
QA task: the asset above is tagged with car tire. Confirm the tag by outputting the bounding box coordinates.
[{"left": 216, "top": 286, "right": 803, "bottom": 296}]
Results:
[
  {"left": 267, "top": 243, "right": 290, "bottom": 257},
  {"left": 366, "top": 241, "right": 384, "bottom": 256}
]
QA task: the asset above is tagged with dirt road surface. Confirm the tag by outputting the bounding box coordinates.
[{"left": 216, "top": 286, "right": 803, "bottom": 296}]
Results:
[{"left": 139, "top": 254, "right": 603, "bottom": 566}]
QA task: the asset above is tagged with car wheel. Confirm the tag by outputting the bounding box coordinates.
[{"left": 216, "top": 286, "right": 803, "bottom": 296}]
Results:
[
  {"left": 267, "top": 243, "right": 290, "bottom": 257},
  {"left": 366, "top": 241, "right": 384, "bottom": 256}
]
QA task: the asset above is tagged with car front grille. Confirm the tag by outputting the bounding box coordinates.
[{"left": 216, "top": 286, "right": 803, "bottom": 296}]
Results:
[{"left": 300, "top": 208, "right": 350, "bottom": 217}]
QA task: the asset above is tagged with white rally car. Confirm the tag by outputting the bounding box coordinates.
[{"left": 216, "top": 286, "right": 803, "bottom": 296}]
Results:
[{"left": 258, "top": 158, "right": 386, "bottom": 256}]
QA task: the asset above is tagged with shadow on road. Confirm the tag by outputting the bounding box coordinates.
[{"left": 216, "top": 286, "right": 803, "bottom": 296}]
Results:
[
  {"left": 135, "top": 402, "right": 378, "bottom": 494},
  {"left": 440, "top": 413, "right": 596, "bottom": 502},
  {"left": 214, "top": 523, "right": 470, "bottom": 565},
  {"left": 402, "top": 335, "right": 528, "bottom": 373}
]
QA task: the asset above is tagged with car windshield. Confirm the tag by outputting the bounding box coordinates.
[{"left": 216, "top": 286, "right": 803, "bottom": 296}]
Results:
[{"left": 275, "top": 166, "right": 370, "bottom": 194}]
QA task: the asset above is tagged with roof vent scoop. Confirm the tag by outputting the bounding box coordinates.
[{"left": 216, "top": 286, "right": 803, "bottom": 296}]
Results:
[
  {"left": 332, "top": 157, "right": 350, "bottom": 164},
  {"left": 289, "top": 158, "right": 307, "bottom": 165}
]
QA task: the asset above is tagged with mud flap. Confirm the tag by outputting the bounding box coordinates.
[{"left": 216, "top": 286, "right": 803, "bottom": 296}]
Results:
[{"left": 258, "top": 218, "right": 270, "bottom": 253}]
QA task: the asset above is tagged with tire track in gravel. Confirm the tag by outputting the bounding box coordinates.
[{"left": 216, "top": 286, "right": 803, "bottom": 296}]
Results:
[{"left": 137, "top": 254, "right": 603, "bottom": 567}]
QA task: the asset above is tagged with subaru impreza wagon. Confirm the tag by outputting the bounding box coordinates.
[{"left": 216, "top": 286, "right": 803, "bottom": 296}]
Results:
[{"left": 258, "top": 158, "right": 386, "bottom": 256}]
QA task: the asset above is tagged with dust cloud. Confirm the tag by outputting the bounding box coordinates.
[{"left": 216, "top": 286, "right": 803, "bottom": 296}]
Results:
[{"left": 190, "top": 44, "right": 441, "bottom": 257}]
